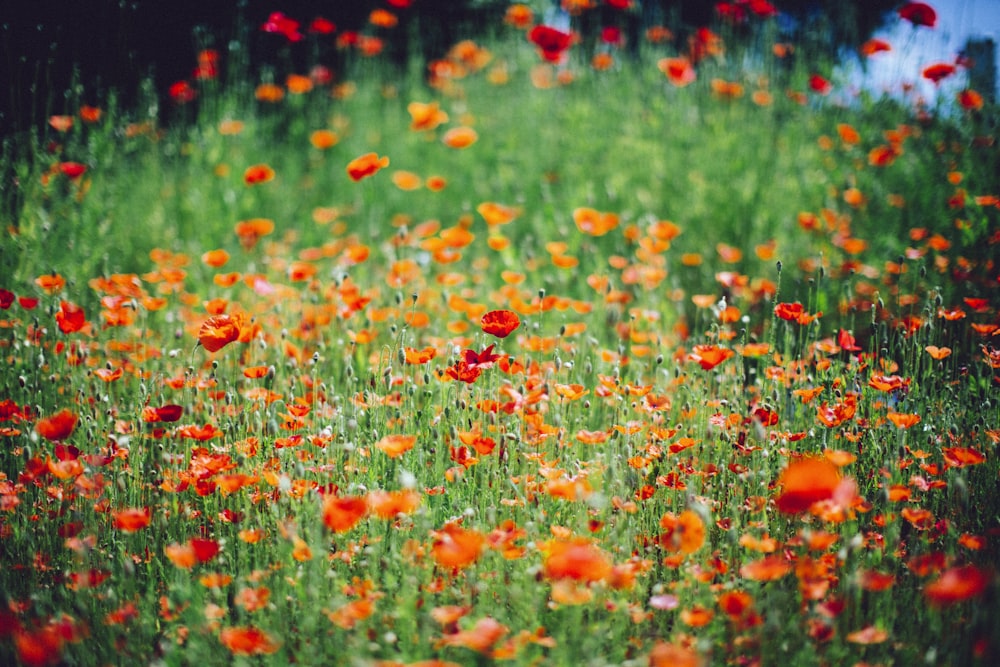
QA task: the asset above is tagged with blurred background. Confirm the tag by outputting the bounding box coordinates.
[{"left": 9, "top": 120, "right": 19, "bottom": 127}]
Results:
[{"left": 1, "top": 0, "right": 996, "bottom": 138}]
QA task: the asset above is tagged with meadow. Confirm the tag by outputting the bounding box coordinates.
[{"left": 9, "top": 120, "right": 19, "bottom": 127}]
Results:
[{"left": 1, "top": 2, "right": 998, "bottom": 665}]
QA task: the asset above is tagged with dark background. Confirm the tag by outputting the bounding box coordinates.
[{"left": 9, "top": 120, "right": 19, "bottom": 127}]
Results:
[{"left": 1, "top": 0, "right": 896, "bottom": 139}]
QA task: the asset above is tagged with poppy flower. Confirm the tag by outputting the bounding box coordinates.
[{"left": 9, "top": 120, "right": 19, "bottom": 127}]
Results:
[
  {"left": 367, "top": 489, "right": 421, "bottom": 518},
  {"left": 112, "top": 507, "right": 151, "bottom": 532},
  {"left": 649, "top": 641, "right": 702, "bottom": 667},
  {"left": 689, "top": 344, "right": 734, "bottom": 370},
  {"left": 322, "top": 494, "right": 368, "bottom": 533},
  {"left": 141, "top": 404, "right": 184, "bottom": 423},
  {"left": 659, "top": 510, "right": 706, "bottom": 554},
  {"left": 169, "top": 80, "right": 196, "bottom": 104},
  {"left": 49, "top": 115, "right": 74, "bottom": 132},
  {"left": 899, "top": 2, "right": 937, "bottom": 28},
  {"left": 504, "top": 4, "right": 534, "bottom": 29},
  {"left": 809, "top": 74, "right": 833, "bottom": 95},
  {"left": 860, "top": 38, "right": 891, "bottom": 56},
  {"left": 58, "top": 162, "right": 87, "bottom": 179},
  {"left": 925, "top": 565, "right": 988, "bottom": 606},
  {"left": 198, "top": 313, "right": 245, "bottom": 353},
  {"left": 261, "top": 11, "right": 302, "bottom": 41},
  {"left": 774, "top": 458, "right": 841, "bottom": 513},
  {"left": 308, "top": 16, "right": 336, "bottom": 34},
  {"left": 957, "top": 89, "right": 983, "bottom": 111},
  {"left": 922, "top": 63, "right": 956, "bottom": 84},
  {"left": 219, "top": 626, "right": 281, "bottom": 655},
  {"left": 543, "top": 538, "right": 612, "bottom": 582},
  {"left": 406, "top": 102, "right": 448, "bottom": 132},
  {"left": 309, "top": 129, "right": 339, "bottom": 149},
  {"left": 35, "top": 409, "right": 78, "bottom": 442},
  {"left": 346, "top": 152, "right": 390, "bottom": 181},
  {"left": 243, "top": 164, "right": 275, "bottom": 185},
  {"left": 14, "top": 625, "right": 64, "bottom": 667},
  {"left": 375, "top": 433, "right": 416, "bottom": 458},
  {"left": 431, "top": 523, "right": 485, "bottom": 569},
  {"left": 234, "top": 218, "right": 275, "bottom": 249},
  {"left": 528, "top": 25, "right": 573, "bottom": 63},
  {"left": 739, "top": 555, "right": 791, "bottom": 581},
  {"left": 436, "top": 617, "right": 508, "bottom": 654},
  {"left": 480, "top": 310, "right": 520, "bottom": 338},
  {"left": 442, "top": 126, "right": 478, "bottom": 149},
  {"left": 573, "top": 207, "right": 619, "bottom": 236},
  {"left": 54, "top": 300, "right": 87, "bottom": 334}
]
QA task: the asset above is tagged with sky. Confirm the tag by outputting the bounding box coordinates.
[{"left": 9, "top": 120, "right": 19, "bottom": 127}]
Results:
[{"left": 840, "top": 0, "right": 1000, "bottom": 105}]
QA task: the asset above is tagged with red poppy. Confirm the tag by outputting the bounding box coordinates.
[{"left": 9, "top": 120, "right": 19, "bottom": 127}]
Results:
[
  {"left": 860, "top": 38, "right": 891, "bottom": 56},
  {"left": 924, "top": 565, "right": 989, "bottom": 606},
  {"left": 899, "top": 2, "right": 937, "bottom": 28},
  {"left": 112, "top": 507, "right": 151, "bottom": 532},
  {"left": 55, "top": 301, "right": 87, "bottom": 334},
  {"left": 922, "top": 63, "right": 956, "bottom": 84},
  {"left": 198, "top": 313, "right": 244, "bottom": 353},
  {"left": 480, "top": 310, "right": 520, "bottom": 338},
  {"left": 141, "top": 404, "right": 184, "bottom": 423},
  {"left": 957, "top": 89, "right": 983, "bottom": 111},
  {"left": 35, "top": 409, "right": 79, "bottom": 442},
  {"left": 774, "top": 457, "right": 841, "bottom": 513},
  {"left": 528, "top": 25, "right": 573, "bottom": 63},
  {"left": 243, "top": 164, "right": 275, "bottom": 185},
  {"left": 308, "top": 16, "right": 336, "bottom": 34},
  {"left": 58, "top": 162, "right": 87, "bottom": 179},
  {"left": 809, "top": 74, "right": 832, "bottom": 95},
  {"left": 169, "top": 80, "right": 196, "bottom": 104},
  {"left": 658, "top": 58, "right": 696, "bottom": 87},
  {"left": 346, "top": 152, "right": 390, "bottom": 181},
  {"left": 261, "top": 11, "right": 302, "bottom": 41}
]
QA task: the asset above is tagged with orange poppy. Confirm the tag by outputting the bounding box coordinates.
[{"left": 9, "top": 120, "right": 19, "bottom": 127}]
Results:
[
  {"left": 408, "top": 101, "right": 449, "bottom": 131},
  {"left": 658, "top": 510, "right": 705, "bottom": 554},
  {"left": 346, "top": 152, "right": 390, "bottom": 181},
  {"left": 35, "top": 408, "right": 79, "bottom": 441},
  {"left": 649, "top": 641, "right": 702, "bottom": 667},
  {"left": 309, "top": 129, "right": 339, "bottom": 149},
  {"left": 573, "top": 207, "right": 619, "bottom": 236},
  {"left": 243, "top": 164, "right": 275, "bottom": 185},
  {"left": 201, "top": 249, "right": 230, "bottom": 267},
  {"left": 431, "top": 523, "right": 485, "bottom": 569},
  {"left": 199, "top": 313, "right": 245, "bottom": 353},
  {"left": 442, "top": 126, "right": 478, "bottom": 149},
  {"left": 322, "top": 494, "right": 368, "bottom": 533},
  {"left": 689, "top": 345, "right": 734, "bottom": 370},
  {"left": 774, "top": 458, "right": 841, "bottom": 514},
  {"left": 375, "top": 433, "right": 416, "bottom": 458},
  {"left": 887, "top": 412, "right": 921, "bottom": 429},
  {"left": 234, "top": 218, "right": 275, "bottom": 249},
  {"left": 739, "top": 555, "right": 791, "bottom": 581},
  {"left": 543, "top": 538, "right": 612, "bottom": 583},
  {"left": 392, "top": 170, "right": 423, "bottom": 190},
  {"left": 112, "top": 507, "right": 151, "bottom": 532},
  {"left": 480, "top": 309, "right": 520, "bottom": 338},
  {"left": 218, "top": 626, "right": 280, "bottom": 655},
  {"left": 368, "top": 489, "right": 422, "bottom": 518},
  {"left": 436, "top": 617, "right": 508, "bottom": 654}
]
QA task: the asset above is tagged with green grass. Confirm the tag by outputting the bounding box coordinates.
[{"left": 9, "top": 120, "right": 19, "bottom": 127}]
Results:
[{"left": 1, "top": 5, "right": 999, "bottom": 666}]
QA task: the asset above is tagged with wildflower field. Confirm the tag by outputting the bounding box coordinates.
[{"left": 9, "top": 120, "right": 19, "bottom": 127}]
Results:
[{"left": 1, "top": 1, "right": 999, "bottom": 665}]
